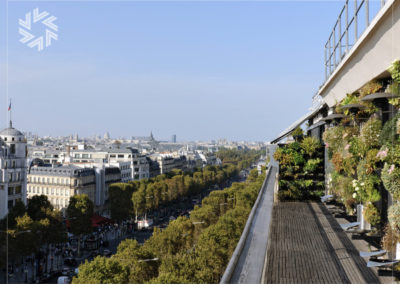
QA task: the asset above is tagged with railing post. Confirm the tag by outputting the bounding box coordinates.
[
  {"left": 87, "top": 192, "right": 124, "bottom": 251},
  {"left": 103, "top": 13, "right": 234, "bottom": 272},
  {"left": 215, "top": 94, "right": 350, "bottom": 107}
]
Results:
[
  {"left": 333, "top": 27, "right": 336, "bottom": 68},
  {"left": 338, "top": 16, "right": 342, "bottom": 60},
  {"left": 324, "top": 44, "right": 327, "bottom": 80},
  {"left": 366, "top": 0, "right": 369, "bottom": 27},
  {"left": 329, "top": 38, "right": 332, "bottom": 74},
  {"left": 381, "top": 0, "right": 384, "bottom": 8},
  {"left": 354, "top": 0, "right": 358, "bottom": 41},
  {"left": 346, "top": 1, "right": 349, "bottom": 53}
]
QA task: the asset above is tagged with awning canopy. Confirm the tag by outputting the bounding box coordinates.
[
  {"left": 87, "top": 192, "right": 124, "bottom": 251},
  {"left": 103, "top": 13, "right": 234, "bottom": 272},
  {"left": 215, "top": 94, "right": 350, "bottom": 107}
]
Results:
[
  {"left": 270, "top": 105, "right": 324, "bottom": 144},
  {"left": 307, "top": 120, "right": 325, "bottom": 131}
]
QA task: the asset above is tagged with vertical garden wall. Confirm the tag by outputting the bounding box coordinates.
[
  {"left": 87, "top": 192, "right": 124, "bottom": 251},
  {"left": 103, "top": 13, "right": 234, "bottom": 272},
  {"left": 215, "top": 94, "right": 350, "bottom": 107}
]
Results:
[
  {"left": 322, "top": 60, "right": 400, "bottom": 256},
  {"left": 273, "top": 129, "right": 325, "bottom": 201}
]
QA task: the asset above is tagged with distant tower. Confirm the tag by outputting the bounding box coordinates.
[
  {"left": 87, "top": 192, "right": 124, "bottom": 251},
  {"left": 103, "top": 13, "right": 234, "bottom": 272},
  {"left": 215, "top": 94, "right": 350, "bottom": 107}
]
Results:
[
  {"left": 149, "top": 131, "right": 159, "bottom": 151},
  {"left": 171, "top": 134, "right": 176, "bottom": 143},
  {"left": 0, "top": 121, "right": 27, "bottom": 219},
  {"left": 104, "top": 132, "right": 110, "bottom": 140}
]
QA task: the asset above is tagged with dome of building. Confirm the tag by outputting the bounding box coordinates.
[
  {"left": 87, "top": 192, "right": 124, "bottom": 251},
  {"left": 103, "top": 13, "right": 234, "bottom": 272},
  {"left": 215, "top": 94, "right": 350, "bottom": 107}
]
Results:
[{"left": 0, "top": 127, "right": 24, "bottom": 137}]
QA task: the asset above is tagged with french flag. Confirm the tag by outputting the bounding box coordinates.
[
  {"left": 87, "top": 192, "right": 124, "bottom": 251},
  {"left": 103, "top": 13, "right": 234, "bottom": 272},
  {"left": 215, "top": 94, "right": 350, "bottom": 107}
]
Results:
[{"left": 8, "top": 102, "right": 11, "bottom": 111}]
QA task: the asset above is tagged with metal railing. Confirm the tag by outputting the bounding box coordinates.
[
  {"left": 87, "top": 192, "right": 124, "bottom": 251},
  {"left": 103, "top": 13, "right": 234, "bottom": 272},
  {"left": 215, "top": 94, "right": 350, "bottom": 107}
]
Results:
[{"left": 324, "top": 0, "right": 387, "bottom": 81}]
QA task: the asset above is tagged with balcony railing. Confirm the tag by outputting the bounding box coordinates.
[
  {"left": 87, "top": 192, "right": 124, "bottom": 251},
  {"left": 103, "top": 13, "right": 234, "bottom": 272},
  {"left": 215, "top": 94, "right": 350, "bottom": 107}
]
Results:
[{"left": 324, "top": 0, "right": 387, "bottom": 81}]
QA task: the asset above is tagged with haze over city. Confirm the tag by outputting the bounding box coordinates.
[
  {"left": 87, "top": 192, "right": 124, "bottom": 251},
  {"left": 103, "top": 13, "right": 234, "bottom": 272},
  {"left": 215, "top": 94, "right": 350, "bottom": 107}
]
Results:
[{"left": 0, "top": 1, "right": 351, "bottom": 141}]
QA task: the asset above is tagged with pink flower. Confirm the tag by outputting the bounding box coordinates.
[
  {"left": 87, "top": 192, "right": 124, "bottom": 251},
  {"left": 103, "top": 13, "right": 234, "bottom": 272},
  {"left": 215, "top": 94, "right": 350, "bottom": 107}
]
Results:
[
  {"left": 325, "top": 143, "right": 329, "bottom": 148},
  {"left": 343, "top": 133, "right": 348, "bottom": 139},
  {"left": 389, "top": 164, "right": 395, "bottom": 175},
  {"left": 344, "top": 144, "right": 350, "bottom": 150},
  {"left": 376, "top": 148, "right": 388, "bottom": 159}
]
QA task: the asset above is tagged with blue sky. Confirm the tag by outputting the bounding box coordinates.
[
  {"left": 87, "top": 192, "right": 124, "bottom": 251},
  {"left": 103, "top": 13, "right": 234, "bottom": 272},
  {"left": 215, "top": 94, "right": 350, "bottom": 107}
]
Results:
[{"left": 0, "top": 0, "right": 350, "bottom": 141}]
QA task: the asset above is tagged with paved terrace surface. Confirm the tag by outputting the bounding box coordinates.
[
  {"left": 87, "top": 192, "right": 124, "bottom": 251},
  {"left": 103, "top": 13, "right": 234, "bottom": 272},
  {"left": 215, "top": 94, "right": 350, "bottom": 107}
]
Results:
[
  {"left": 264, "top": 202, "right": 380, "bottom": 284},
  {"left": 229, "top": 167, "right": 276, "bottom": 283}
]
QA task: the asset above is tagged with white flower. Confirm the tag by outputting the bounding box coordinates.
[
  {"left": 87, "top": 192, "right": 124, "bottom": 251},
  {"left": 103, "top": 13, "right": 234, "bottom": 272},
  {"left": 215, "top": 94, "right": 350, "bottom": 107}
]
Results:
[
  {"left": 360, "top": 182, "right": 365, "bottom": 186},
  {"left": 355, "top": 187, "right": 360, "bottom": 191},
  {"left": 352, "top": 193, "right": 357, "bottom": 198}
]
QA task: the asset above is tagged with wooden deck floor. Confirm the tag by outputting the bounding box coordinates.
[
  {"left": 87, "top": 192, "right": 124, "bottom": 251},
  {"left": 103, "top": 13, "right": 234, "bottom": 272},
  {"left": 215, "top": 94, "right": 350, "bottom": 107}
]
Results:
[{"left": 264, "top": 202, "right": 380, "bottom": 284}]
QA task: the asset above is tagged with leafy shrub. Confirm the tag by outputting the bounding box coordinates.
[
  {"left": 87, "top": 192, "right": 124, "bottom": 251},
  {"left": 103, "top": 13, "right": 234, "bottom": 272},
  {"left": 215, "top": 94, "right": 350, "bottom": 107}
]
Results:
[
  {"left": 382, "top": 223, "right": 400, "bottom": 255},
  {"left": 381, "top": 163, "right": 400, "bottom": 200},
  {"left": 303, "top": 158, "right": 321, "bottom": 174},
  {"left": 340, "top": 93, "right": 360, "bottom": 115},
  {"left": 360, "top": 117, "right": 382, "bottom": 149},
  {"left": 300, "top": 136, "right": 321, "bottom": 157},
  {"left": 389, "top": 60, "right": 400, "bottom": 83},
  {"left": 388, "top": 202, "right": 400, "bottom": 234},
  {"left": 380, "top": 113, "right": 400, "bottom": 145},
  {"left": 291, "top": 127, "right": 304, "bottom": 141},
  {"left": 386, "top": 144, "right": 400, "bottom": 165},
  {"left": 323, "top": 126, "right": 345, "bottom": 158},
  {"left": 349, "top": 136, "right": 368, "bottom": 158},
  {"left": 331, "top": 152, "right": 344, "bottom": 173},
  {"left": 359, "top": 79, "right": 384, "bottom": 98},
  {"left": 364, "top": 203, "right": 381, "bottom": 226}
]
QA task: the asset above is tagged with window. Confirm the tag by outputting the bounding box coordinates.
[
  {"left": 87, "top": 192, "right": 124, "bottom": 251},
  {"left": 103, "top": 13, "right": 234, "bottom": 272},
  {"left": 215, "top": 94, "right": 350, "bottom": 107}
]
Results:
[
  {"left": 12, "top": 161, "right": 16, "bottom": 168},
  {"left": 74, "top": 154, "right": 80, "bottom": 158},
  {"left": 10, "top": 144, "right": 15, "bottom": 154},
  {"left": 8, "top": 200, "right": 13, "bottom": 209},
  {"left": 118, "top": 155, "right": 124, "bottom": 158},
  {"left": 15, "top": 186, "right": 21, "bottom": 194},
  {"left": 51, "top": 188, "right": 54, "bottom": 195},
  {"left": 8, "top": 187, "right": 13, "bottom": 195},
  {"left": 82, "top": 154, "right": 89, "bottom": 159},
  {"left": 8, "top": 173, "right": 12, "bottom": 182}
]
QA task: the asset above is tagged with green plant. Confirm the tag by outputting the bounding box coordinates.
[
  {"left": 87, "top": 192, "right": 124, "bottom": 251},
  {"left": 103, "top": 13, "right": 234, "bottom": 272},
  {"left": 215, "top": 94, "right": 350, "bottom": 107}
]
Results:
[
  {"left": 331, "top": 152, "right": 344, "bottom": 173},
  {"left": 389, "top": 60, "right": 400, "bottom": 83},
  {"left": 364, "top": 203, "right": 380, "bottom": 226},
  {"left": 380, "top": 113, "right": 400, "bottom": 145},
  {"left": 300, "top": 136, "right": 321, "bottom": 157},
  {"left": 340, "top": 93, "right": 360, "bottom": 115},
  {"left": 382, "top": 223, "right": 399, "bottom": 255},
  {"left": 303, "top": 158, "right": 321, "bottom": 174},
  {"left": 382, "top": 163, "right": 400, "bottom": 200},
  {"left": 323, "top": 126, "right": 345, "bottom": 158},
  {"left": 360, "top": 117, "right": 382, "bottom": 149},
  {"left": 359, "top": 79, "right": 384, "bottom": 98},
  {"left": 291, "top": 127, "right": 304, "bottom": 141},
  {"left": 349, "top": 136, "right": 368, "bottom": 158},
  {"left": 388, "top": 202, "right": 400, "bottom": 234},
  {"left": 386, "top": 144, "right": 400, "bottom": 165}
]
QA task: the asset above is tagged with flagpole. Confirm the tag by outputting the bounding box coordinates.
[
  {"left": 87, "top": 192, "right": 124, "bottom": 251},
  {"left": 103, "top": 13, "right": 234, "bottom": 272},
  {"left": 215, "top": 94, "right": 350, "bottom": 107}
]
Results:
[{"left": 8, "top": 98, "right": 12, "bottom": 128}]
